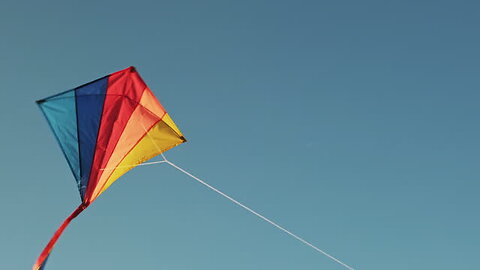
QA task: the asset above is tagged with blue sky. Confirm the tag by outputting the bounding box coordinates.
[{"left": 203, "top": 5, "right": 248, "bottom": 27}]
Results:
[{"left": 1, "top": 1, "right": 479, "bottom": 269}]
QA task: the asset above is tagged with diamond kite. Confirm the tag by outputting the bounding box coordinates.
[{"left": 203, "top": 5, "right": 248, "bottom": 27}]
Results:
[{"left": 33, "top": 66, "right": 186, "bottom": 270}]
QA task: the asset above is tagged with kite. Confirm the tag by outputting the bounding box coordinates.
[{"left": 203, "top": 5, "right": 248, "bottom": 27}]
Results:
[
  {"left": 33, "top": 67, "right": 353, "bottom": 270},
  {"left": 33, "top": 66, "right": 186, "bottom": 270}
]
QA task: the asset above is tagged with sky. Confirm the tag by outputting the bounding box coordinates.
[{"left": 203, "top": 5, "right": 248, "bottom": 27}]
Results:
[{"left": 1, "top": 0, "right": 479, "bottom": 269}]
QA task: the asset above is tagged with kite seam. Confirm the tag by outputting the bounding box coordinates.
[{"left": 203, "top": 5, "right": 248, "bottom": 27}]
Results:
[{"left": 74, "top": 90, "right": 84, "bottom": 201}]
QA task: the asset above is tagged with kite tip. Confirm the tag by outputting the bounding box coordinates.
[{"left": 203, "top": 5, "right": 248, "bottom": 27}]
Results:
[{"left": 36, "top": 99, "right": 46, "bottom": 104}]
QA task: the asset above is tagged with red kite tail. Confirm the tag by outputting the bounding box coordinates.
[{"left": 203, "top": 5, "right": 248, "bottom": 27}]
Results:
[{"left": 33, "top": 203, "right": 88, "bottom": 270}]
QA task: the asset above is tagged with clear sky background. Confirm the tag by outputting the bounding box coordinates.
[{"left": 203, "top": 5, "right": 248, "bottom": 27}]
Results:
[{"left": 1, "top": 1, "right": 479, "bottom": 269}]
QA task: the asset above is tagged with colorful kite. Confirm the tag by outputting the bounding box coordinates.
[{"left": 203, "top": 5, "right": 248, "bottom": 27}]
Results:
[
  {"left": 34, "top": 67, "right": 353, "bottom": 270},
  {"left": 34, "top": 66, "right": 186, "bottom": 270}
]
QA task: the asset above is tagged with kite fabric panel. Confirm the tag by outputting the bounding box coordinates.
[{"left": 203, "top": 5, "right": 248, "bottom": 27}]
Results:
[{"left": 34, "top": 66, "right": 186, "bottom": 270}]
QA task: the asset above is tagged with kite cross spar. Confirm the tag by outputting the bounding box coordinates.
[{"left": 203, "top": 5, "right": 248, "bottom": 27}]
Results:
[{"left": 33, "top": 66, "right": 354, "bottom": 270}]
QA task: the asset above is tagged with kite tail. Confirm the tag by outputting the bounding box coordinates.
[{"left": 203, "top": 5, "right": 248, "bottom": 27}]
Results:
[{"left": 33, "top": 203, "right": 88, "bottom": 270}]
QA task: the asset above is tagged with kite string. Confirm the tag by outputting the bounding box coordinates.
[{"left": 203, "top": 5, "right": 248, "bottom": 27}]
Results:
[
  {"left": 162, "top": 158, "right": 354, "bottom": 270},
  {"left": 138, "top": 120, "right": 354, "bottom": 269}
]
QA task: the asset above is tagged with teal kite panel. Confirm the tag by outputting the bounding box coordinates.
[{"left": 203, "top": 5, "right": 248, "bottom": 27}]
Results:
[{"left": 38, "top": 90, "right": 81, "bottom": 191}]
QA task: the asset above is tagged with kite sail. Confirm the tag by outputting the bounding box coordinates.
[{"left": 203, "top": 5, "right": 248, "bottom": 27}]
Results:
[{"left": 34, "top": 66, "right": 186, "bottom": 270}]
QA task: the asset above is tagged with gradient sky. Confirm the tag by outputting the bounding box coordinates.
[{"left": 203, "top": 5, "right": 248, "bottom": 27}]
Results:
[{"left": 1, "top": 1, "right": 479, "bottom": 269}]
